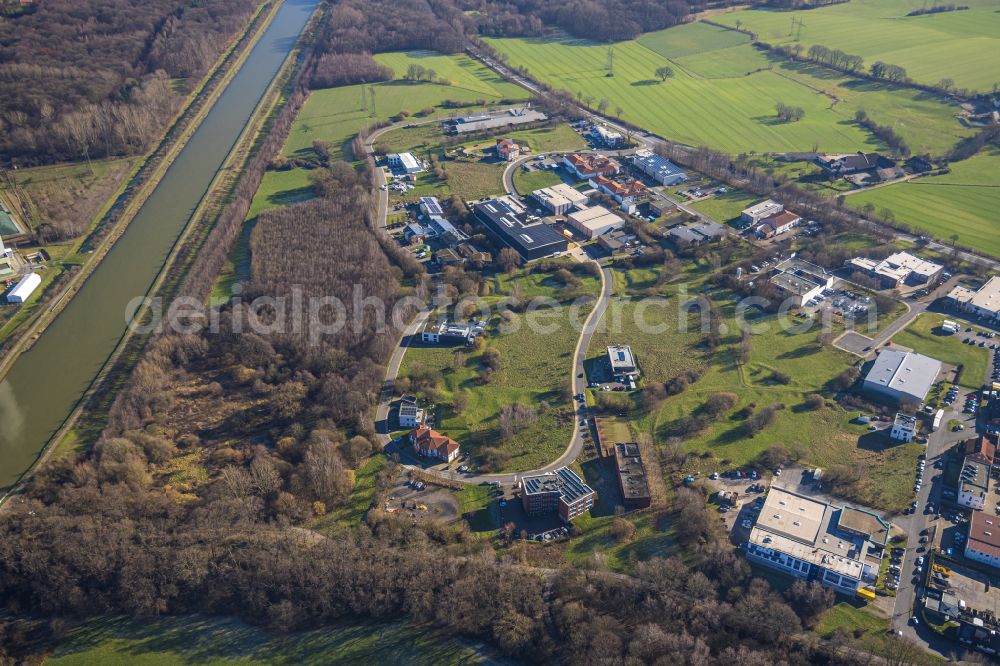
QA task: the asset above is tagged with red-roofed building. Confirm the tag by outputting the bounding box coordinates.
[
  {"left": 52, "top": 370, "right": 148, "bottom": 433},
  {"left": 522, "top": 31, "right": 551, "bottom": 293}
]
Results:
[
  {"left": 562, "top": 153, "right": 620, "bottom": 179},
  {"left": 590, "top": 174, "right": 648, "bottom": 204},
  {"left": 966, "top": 511, "right": 1000, "bottom": 568},
  {"left": 495, "top": 138, "right": 520, "bottom": 161},
  {"left": 409, "top": 425, "right": 461, "bottom": 463},
  {"left": 755, "top": 210, "right": 801, "bottom": 239},
  {"left": 964, "top": 436, "right": 997, "bottom": 467}
]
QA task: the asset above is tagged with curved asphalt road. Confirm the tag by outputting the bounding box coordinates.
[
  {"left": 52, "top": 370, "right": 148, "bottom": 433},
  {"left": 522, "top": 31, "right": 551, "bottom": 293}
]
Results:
[{"left": 365, "top": 117, "right": 615, "bottom": 485}]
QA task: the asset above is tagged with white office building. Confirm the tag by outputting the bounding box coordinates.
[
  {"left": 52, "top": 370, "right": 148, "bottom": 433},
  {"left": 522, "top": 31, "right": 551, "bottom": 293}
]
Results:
[
  {"left": 745, "top": 487, "right": 885, "bottom": 596},
  {"left": 889, "top": 413, "right": 916, "bottom": 443},
  {"left": 388, "top": 152, "right": 422, "bottom": 174},
  {"left": 740, "top": 199, "right": 784, "bottom": 225},
  {"left": 531, "top": 183, "right": 588, "bottom": 215}
]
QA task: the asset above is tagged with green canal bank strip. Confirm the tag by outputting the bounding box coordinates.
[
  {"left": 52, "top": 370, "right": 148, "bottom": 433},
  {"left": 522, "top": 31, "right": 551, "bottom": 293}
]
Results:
[
  {"left": 0, "top": 0, "right": 318, "bottom": 507},
  {"left": 0, "top": 0, "right": 283, "bottom": 387}
]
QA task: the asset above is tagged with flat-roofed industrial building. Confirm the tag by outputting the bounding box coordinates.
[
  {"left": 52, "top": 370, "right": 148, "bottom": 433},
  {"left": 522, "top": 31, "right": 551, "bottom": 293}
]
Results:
[
  {"left": 565, "top": 205, "right": 625, "bottom": 239},
  {"left": 948, "top": 276, "right": 1000, "bottom": 323},
  {"left": 613, "top": 443, "right": 650, "bottom": 509},
  {"left": 862, "top": 349, "right": 942, "bottom": 405},
  {"left": 472, "top": 196, "right": 568, "bottom": 261},
  {"left": 531, "top": 183, "right": 588, "bottom": 215},
  {"left": 745, "top": 487, "right": 884, "bottom": 595}
]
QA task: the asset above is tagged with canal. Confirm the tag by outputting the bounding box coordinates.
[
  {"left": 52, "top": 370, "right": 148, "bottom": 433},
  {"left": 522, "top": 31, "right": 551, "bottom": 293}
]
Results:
[{"left": 0, "top": 0, "right": 319, "bottom": 490}]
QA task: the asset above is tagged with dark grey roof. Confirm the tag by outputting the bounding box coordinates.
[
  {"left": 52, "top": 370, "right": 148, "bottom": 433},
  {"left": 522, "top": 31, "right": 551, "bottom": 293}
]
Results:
[
  {"left": 522, "top": 467, "right": 594, "bottom": 503},
  {"left": 472, "top": 198, "right": 566, "bottom": 257}
]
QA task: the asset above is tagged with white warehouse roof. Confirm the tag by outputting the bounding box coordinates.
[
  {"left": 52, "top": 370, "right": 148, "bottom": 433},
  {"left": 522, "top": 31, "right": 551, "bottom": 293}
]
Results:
[
  {"left": 7, "top": 272, "right": 41, "bottom": 303},
  {"left": 864, "top": 349, "right": 942, "bottom": 403}
]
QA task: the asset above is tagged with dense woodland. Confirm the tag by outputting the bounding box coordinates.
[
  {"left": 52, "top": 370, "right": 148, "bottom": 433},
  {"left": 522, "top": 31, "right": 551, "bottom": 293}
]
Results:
[
  {"left": 478, "top": 0, "right": 699, "bottom": 42},
  {"left": 0, "top": 0, "right": 260, "bottom": 165}
]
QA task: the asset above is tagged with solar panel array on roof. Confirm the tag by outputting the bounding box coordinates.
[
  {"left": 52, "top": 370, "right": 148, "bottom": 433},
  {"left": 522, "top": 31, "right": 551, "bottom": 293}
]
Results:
[{"left": 472, "top": 196, "right": 567, "bottom": 260}]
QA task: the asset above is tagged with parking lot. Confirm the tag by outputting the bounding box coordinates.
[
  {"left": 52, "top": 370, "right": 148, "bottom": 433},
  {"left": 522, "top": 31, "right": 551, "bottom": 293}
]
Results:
[
  {"left": 384, "top": 476, "right": 461, "bottom": 523},
  {"left": 929, "top": 557, "right": 1000, "bottom": 619}
]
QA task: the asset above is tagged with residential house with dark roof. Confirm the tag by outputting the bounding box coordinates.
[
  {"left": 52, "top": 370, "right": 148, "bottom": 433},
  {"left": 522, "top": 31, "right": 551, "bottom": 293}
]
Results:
[{"left": 815, "top": 152, "right": 895, "bottom": 175}]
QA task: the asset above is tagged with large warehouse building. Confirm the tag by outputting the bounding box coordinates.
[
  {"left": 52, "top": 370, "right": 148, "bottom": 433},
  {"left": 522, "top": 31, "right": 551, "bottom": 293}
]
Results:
[
  {"left": 472, "top": 196, "right": 568, "bottom": 260},
  {"left": 745, "top": 487, "right": 885, "bottom": 595},
  {"left": 565, "top": 205, "right": 624, "bottom": 239},
  {"left": 862, "top": 349, "right": 942, "bottom": 404},
  {"left": 948, "top": 276, "right": 1000, "bottom": 323}
]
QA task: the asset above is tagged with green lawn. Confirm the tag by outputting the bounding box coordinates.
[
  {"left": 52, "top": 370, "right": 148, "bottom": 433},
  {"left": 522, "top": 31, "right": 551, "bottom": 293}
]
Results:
[
  {"left": 486, "top": 30, "right": 967, "bottom": 155},
  {"left": 46, "top": 615, "right": 492, "bottom": 665},
  {"left": 512, "top": 167, "right": 564, "bottom": 195},
  {"left": 399, "top": 268, "right": 599, "bottom": 472},
  {"left": 848, "top": 148, "right": 1000, "bottom": 258},
  {"left": 690, "top": 190, "right": 760, "bottom": 225},
  {"left": 890, "top": 313, "right": 991, "bottom": 389},
  {"left": 714, "top": 0, "right": 1000, "bottom": 92},
  {"left": 815, "top": 602, "right": 890, "bottom": 638}
]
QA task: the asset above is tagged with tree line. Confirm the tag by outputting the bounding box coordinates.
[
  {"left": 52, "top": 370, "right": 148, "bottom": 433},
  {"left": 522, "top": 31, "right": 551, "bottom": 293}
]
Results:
[{"left": 0, "top": 0, "right": 260, "bottom": 165}]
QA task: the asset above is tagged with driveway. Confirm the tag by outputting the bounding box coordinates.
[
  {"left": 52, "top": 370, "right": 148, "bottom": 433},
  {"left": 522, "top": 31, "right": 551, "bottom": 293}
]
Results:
[
  {"left": 833, "top": 275, "right": 962, "bottom": 358},
  {"left": 887, "top": 407, "right": 980, "bottom": 660}
]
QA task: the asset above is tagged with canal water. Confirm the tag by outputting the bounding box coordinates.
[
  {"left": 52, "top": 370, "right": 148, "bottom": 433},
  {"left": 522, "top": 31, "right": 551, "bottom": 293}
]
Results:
[{"left": 0, "top": 0, "right": 319, "bottom": 490}]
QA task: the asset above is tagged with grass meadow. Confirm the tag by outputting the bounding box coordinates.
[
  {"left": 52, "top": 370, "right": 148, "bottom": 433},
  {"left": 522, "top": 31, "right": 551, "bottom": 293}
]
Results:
[
  {"left": 848, "top": 148, "right": 1000, "bottom": 258},
  {"left": 46, "top": 615, "right": 491, "bottom": 666},
  {"left": 399, "top": 268, "right": 599, "bottom": 472},
  {"left": 486, "top": 24, "right": 968, "bottom": 155},
  {"left": 889, "top": 313, "right": 992, "bottom": 389},
  {"left": 713, "top": 0, "right": 1000, "bottom": 92},
  {"left": 588, "top": 264, "right": 922, "bottom": 512}
]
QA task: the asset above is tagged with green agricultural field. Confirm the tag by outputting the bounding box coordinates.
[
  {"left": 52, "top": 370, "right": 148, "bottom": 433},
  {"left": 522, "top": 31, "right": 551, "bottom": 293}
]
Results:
[
  {"left": 399, "top": 268, "right": 599, "bottom": 472},
  {"left": 848, "top": 149, "right": 1000, "bottom": 258},
  {"left": 486, "top": 31, "right": 967, "bottom": 155},
  {"left": 46, "top": 615, "right": 493, "bottom": 665},
  {"left": 284, "top": 51, "right": 529, "bottom": 163},
  {"left": 487, "top": 35, "right": 874, "bottom": 153},
  {"left": 248, "top": 167, "right": 314, "bottom": 218},
  {"left": 714, "top": 0, "right": 1000, "bottom": 92},
  {"left": 889, "top": 313, "right": 991, "bottom": 389}
]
